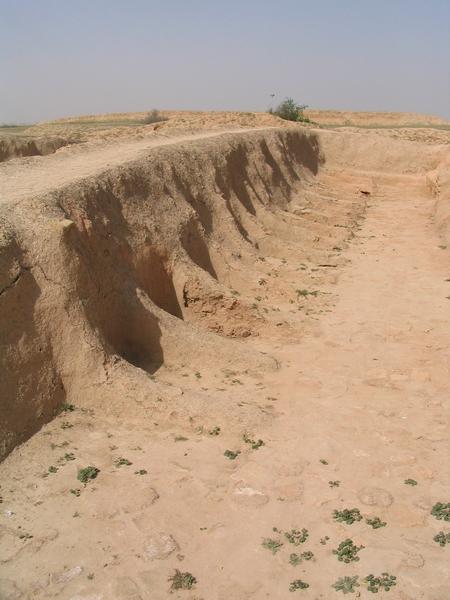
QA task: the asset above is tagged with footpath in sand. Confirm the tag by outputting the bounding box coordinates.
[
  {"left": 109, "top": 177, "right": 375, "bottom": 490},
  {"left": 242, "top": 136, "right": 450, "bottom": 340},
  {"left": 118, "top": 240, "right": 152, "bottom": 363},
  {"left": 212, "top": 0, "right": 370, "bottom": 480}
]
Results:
[{"left": 0, "top": 126, "right": 450, "bottom": 599}]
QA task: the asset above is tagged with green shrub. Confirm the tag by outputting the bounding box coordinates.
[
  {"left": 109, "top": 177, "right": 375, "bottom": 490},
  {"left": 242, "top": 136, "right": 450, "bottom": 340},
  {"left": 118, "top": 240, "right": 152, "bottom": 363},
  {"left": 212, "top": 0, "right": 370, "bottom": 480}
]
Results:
[
  {"left": 434, "top": 531, "right": 450, "bottom": 546},
  {"left": 332, "top": 539, "right": 364, "bottom": 563},
  {"left": 271, "top": 98, "right": 310, "bottom": 123},
  {"left": 289, "top": 579, "right": 309, "bottom": 591},
  {"left": 143, "top": 109, "right": 168, "bottom": 124},
  {"left": 285, "top": 528, "right": 309, "bottom": 545},
  {"left": 333, "top": 508, "right": 362, "bottom": 525},
  {"left": 168, "top": 569, "right": 197, "bottom": 590},
  {"left": 332, "top": 576, "right": 360, "bottom": 594},
  {"left": 77, "top": 466, "right": 100, "bottom": 484},
  {"left": 115, "top": 457, "right": 132, "bottom": 467},
  {"left": 431, "top": 502, "right": 450, "bottom": 521},
  {"left": 243, "top": 433, "right": 265, "bottom": 449},
  {"left": 224, "top": 449, "right": 240, "bottom": 460},
  {"left": 262, "top": 538, "right": 283, "bottom": 554},
  {"left": 366, "top": 516, "right": 387, "bottom": 529},
  {"left": 364, "top": 573, "right": 397, "bottom": 593}
]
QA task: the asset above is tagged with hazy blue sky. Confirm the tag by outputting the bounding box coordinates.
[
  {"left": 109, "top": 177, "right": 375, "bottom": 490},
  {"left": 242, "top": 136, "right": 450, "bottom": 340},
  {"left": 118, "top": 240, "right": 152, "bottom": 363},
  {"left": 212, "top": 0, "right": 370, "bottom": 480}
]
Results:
[{"left": 1, "top": 0, "right": 449, "bottom": 123}]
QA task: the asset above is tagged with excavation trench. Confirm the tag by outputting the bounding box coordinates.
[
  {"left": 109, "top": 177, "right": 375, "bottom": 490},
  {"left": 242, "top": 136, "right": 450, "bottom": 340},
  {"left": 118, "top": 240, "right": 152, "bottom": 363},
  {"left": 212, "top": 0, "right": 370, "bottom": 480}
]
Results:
[{"left": 0, "top": 128, "right": 447, "bottom": 460}]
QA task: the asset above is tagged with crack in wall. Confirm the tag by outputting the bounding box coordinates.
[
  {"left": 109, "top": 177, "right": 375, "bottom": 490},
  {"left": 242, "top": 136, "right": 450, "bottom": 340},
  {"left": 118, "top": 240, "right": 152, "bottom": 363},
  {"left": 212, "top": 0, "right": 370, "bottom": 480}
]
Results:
[{"left": 0, "top": 265, "right": 30, "bottom": 297}]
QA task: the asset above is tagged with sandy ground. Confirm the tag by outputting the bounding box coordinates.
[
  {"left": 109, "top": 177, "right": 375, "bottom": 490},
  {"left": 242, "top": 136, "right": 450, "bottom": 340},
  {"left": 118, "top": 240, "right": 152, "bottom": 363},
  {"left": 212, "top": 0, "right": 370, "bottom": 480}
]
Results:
[
  {"left": 1, "top": 122, "right": 450, "bottom": 599},
  {"left": 33, "top": 108, "right": 449, "bottom": 128},
  {"left": 0, "top": 128, "right": 257, "bottom": 203},
  {"left": 1, "top": 109, "right": 448, "bottom": 164}
]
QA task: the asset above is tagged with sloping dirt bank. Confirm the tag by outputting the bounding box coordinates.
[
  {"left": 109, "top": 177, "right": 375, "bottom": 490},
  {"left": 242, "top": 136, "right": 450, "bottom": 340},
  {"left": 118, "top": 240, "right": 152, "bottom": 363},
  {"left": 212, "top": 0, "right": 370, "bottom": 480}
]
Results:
[
  {"left": 0, "top": 135, "right": 74, "bottom": 162},
  {"left": 0, "top": 128, "right": 320, "bottom": 458},
  {"left": 0, "top": 127, "right": 446, "bottom": 459},
  {"left": 1, "top": 127, "right": 450, "bottom": 599}
]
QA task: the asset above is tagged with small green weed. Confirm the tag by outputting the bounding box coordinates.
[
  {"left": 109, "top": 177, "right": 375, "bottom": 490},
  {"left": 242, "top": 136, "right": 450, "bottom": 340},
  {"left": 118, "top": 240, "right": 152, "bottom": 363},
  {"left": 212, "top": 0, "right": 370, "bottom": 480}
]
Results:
[
  {"left": 77, "top": 466, "right": 100, "bottom": 484},
  {"left": 431, "top": 502, "right": 450, "bottom": 521},
  {"left": 320, "top": 536, "right": 330, "bottom": 545},
  {"left": 289, "top": 579, "right": 309, "bottom": 592},
  {"left": 289, "top": 551, "right": 314, "bottom": 566},
  {"left": 209, "top": 426, "right": 221, "bottom": 436},
  {"left": 364, "top": 573, "right": 397, "bottom": 593},
  {"left": 433, "top": 531, "right": 450, "bottom": 546},
  {"left": 115, "top": 457, "right": 132, "bottom": 467},
  {"left": 70, "top": 488, "right": 81, "bottom": 497},
  {"left": 168, "top": 569, "right": 197, "bottom": 591},
  {"left": 333, "top": 508, "right": 362, "bottom": 525},
  {"left": 329, "top": 480, "right": 340, "bottom": 488},
  {"left": 58, "top": 452, "right": 75, "bottom": 463},
  {"left": 285, "top": 528, "right": 309, "bottom": 545},
  {"left": 224, "top": 449, "right": 240, "bottom": 460},
  {"left": 142, "top": 109, "right": 168, "bottom": 124},
  {"left": 134, "top": 469, "right": 147, "bottom": 475},
  {"left": 18, "top": 531, "right": 33, "bottom": 541},
  {"left": 332, "top": 576, "right": 360, "bottom": 594},
  {"left": 262, "top": 537, "right": 283, "bottom": 554},
  {"left": 48, "top": 465, "right": 58, "bottom": 473},
  {"left": 174, "top": 436, "right": 188, "bottom": 442},
  {"left": 404, "top": 478, "right": 418, "bottom": 486},
  {"left": 50, "top": 441, "right": 69, "bottom": 449},
  {"left": 319, "top": 459, "right": 328, "bottom": 465},
  {"left": 61, "top": 421, "right": 73, "bottom": 429},
  {"left": 60, "top": 403, "right": 75, "bottom": 412},
  {"left": 296, "top": 289, "right": 319, "bottom": 298},
  {"left": 366, "top": 516, "right": 386, "bottom": 529},
  {"left": 333, "top": 539, "right": 364, "bottom": 563},
  {"left": 243, "top": 434, "right": 264, "bottom": 450}
]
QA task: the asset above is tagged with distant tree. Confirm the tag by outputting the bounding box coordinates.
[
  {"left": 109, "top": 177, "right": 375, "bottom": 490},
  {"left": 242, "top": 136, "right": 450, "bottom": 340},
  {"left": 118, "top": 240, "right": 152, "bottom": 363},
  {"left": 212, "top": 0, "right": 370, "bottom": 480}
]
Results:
[
  {"left": 272, "top": 98, "right": 310, "bottom": 123},
  {"left": 142, "top": 109, "right": 168, "bottom": 124}
]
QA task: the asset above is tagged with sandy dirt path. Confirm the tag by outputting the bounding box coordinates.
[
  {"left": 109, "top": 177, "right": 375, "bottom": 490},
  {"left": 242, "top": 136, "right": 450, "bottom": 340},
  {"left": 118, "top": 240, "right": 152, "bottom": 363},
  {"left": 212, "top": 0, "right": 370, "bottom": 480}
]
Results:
[
  {"left": 0, "top": 128, "right": 260, "bottom": 205},
  {"left": 245, "top": 174, "right": 450, "bottom": 598},
  {"left": 150, "top": 172, "right": 449, "bottom": 599},
  {"left": 1, "top": 158, "right": 449, "bottom": 599}
]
